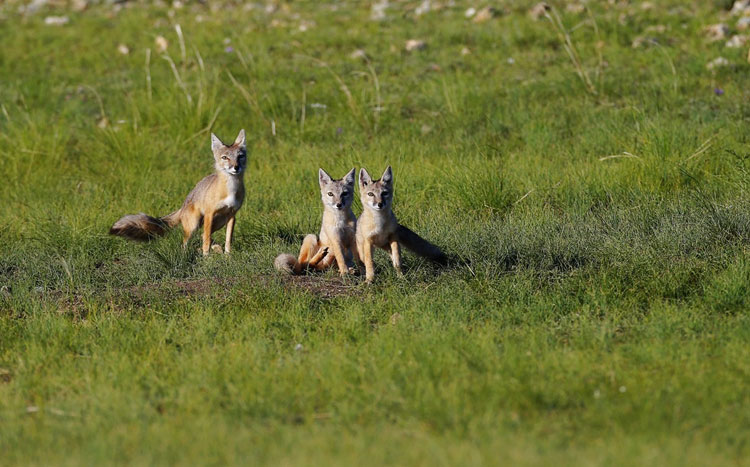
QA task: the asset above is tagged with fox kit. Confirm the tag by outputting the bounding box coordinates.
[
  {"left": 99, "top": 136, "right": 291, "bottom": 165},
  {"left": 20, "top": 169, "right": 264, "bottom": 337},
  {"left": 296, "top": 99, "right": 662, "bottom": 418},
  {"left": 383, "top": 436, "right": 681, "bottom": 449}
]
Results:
[
  {"left": 275, "top": 168, "right": 358, "bottom": 276},
  {"left": 356, "top": 166, "right": 447, "bottom": 282},
  {"left": 110, "top": 129, "right": 247, "bottom": 255}
]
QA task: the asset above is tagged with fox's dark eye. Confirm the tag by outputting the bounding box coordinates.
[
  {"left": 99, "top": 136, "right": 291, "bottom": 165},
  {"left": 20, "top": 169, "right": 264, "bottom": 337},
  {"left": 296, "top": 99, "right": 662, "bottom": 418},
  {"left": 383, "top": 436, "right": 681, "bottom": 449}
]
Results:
[
  {"left": 367, "top": 192, "right": 374, "bottom": 197},
  {"left": 221, "top": 156, "right": 229, "bottom": 160},
  {"left": 342, "top": 192, "right": 349, "bottom": 196},
  {"left": 328, "top": 192, "right": 333, "bottom": 196}
]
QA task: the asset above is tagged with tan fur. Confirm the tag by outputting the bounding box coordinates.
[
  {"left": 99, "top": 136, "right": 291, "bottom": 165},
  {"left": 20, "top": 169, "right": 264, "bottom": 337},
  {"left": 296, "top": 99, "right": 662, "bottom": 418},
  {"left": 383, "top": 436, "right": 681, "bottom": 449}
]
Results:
[
  {"left": 274, "top": 168, "right": 358, "bottom": 276},
  {"left": 110, "top": 129, "right": 248, "bottom": 255},
  {"left": 356, "top": 166, "right": 447, "bottom": 282}
]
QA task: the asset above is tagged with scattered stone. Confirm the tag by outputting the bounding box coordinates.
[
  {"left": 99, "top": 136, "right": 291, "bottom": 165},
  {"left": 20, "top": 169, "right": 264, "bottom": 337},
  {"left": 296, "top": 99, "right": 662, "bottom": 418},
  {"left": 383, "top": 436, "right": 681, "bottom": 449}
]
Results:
[
  {"left": 705, "top": 23, "right": 730, "bottom": 42},
  {"left": 730, "top": 0, "right": 750, "bottom": 16},
  {"left": 389, "top": 313, "right": 402, "bottom": 325},
  {"left": 155, "top": 35, "right": 168, "bottom": 53},
  {"left": 472, "top": 6, "right": 497, "bottom": 24},
  {"left": 371, "top": 0, "right": 388, "bottom": 21},
  {"left": 405, "top": 39, "right": 427, "bottom": 52},
  {"left": 726, "top": 34, "right": 750, "bottom": 48},
  {"left": 640, "top": 2, "right": 655, "bottom": 10},
  {"left": 566, "top": 3, "right": 585, "bottom": 14},
  {"left": 631, "top": 36, "right": 656, "bottom": 48},
  {"left": 44, "top": 16, "right": 69, "bottom": 26},
  {"left": 706, "top": 56, "right": 730, "bottom": 70},
  {"left": 22, "top": 0, "right": 48, "bottom": 15},
  {"left": 464, "top": 7, "right": 476, "bottom": 18},
  {"left": 421, "top": 124, "right": 432, "bottom": 135},
  {"left": 117, "top": 44, "right": 130, "bottom": 55},
  {"left": 738, "top": 17, "right": 750, "bottom": 31},
  {"left": 529, "top": 2, "right": 549, "bottom": 21},
  {"left": 71, "top": 0, "right": 88, "bottom": 12},
  {"left": 298, "top": 20, "right": 314, "bottom": 32},
  {"left": 506, "top": 57, "right": 515, "bottom": 65},
  {"left": 349, "top": 49, "right": 368, "bottom": 60},
  {"left": 294, "top": 343, "right": 303, "bottom": 352},
  {"left": 415, "top": 0, "right": 431, "bottom": 16},
  {"left": 645, "top": 24, "right": 668, "bottom": 34},
  {"left": 460, "top": 46, "right": 471, "bottom": 56}
]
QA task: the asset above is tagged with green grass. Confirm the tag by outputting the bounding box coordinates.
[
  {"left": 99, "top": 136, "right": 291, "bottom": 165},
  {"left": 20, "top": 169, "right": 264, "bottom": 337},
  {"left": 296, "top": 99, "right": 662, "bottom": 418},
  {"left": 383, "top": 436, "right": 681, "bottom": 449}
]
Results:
[{"left": 1, "top": 0, "right": 749, "bottom": 465}]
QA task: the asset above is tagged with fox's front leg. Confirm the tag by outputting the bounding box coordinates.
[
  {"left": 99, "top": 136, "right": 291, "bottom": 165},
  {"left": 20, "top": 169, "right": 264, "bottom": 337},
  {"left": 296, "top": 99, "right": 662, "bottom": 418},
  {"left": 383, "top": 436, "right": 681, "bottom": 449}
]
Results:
[
  {"left": 362, "top": 238, "right": 375, "bottom": 282},
  {"left": 329, "top": 240, "right": 351, "bottom": 277},
  {"left": 389, "top": 237, "right": 403, "bottom": 276},
  {"left": 224, "top": 216, "right": 235, "bottom": 254},
  {"left": 202, "top": 211, "right": 214, "bottom": 256}
]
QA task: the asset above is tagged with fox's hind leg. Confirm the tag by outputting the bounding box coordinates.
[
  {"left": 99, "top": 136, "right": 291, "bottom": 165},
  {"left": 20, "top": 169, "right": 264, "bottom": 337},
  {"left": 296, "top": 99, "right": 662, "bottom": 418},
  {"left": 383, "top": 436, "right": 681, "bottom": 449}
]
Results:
[
  {"left": 388, "top": 236, "right": 403, "bottom": 276},
  {"left": 181, "top": 209, "right": 201, "bottom": 249},
  {"left": 296, "top": 235, "right": 320, "bottom": 274}
]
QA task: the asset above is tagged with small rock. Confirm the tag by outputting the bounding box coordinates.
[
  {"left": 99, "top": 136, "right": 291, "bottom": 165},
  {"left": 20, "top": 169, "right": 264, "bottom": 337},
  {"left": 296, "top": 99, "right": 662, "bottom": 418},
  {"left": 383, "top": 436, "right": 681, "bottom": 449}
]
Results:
[
  {"left": 23, "top": 0, "right": 48, "bottom": 15},
  {"left": 371, "top": 0, "right": 388, "bottom": 21},
  {"left": 26, "top": 406, "right": 40, "bottom": 413},
  {"left": 117, "top": 44, "right": 130, "bottom": 55},
  {"left": 71, "top": 0, "right": 88, "bottom": 12},
  {"left": 405, "top": 39, "right": 427, "bottom": 52},
  {"left": 631, "top": 36, "right": 656, "bottom": 48},
  {"left": 389, "top": 313, "right": 402, "bottom": 325},
  {"left": 472, "top": 6, "right": 498, "bottom": 24},
  {"left": 460, "top": 46, "right": 471, "bottom": 56},
  {"left": 706, "top": 56, "right": 730, "bottom": 70},
  {"left": 738, "top": 16, "right": 750, "bottom": 31},
  {"left": 294, "top": 343, "right": 303, "bottom": 352},
  {"left": 506, "top": 57, "right": 515, "bottom": 64},
  {"left": 349, "top": 49, "right": 368, "bottom": 60},
  {"left": 155, "top": 36, "right": 168, "bottom": 53},
  {"left": 529, "top": 2, "right": 549, "bottom": 21},
  {"left": 640, "top": 1, "right": 654, "bottom": 10},
  {"left": 421, "top": 124, "right": 432, "bottom": 135},
  {"left": 415, "top": 0, "right": 430, "bottom": 16},
  {"left": 44, "top": 16, "right": 69, "bottom": 26},
  {"left": 464, "top": 7, "right": 476, "bottom": 18},
  {"left": 705, "top": 23, "right": 730, "bottom": 42},
  {"left": 726, "top": 34, "right": 750, "bottom": 48},
  {"left": 730, "top": 0, "right": 750, "bottom": 16},
  {"left": 566, "top": 3, "right": 585, "bottom": 14},
  {"left": 645, "top": 24, "right": 668, "bottom": 34},
  {"left": 34, "top": 286, "right": 44, "bottom": 294}
]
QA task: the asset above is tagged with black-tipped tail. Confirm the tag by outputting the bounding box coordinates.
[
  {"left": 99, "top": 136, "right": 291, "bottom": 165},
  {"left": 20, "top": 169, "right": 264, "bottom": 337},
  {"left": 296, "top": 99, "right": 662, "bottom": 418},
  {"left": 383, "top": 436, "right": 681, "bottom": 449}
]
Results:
[
  {"left": 396, "top": 224, "right": 448, "bottom": 265},
  {"left": 109, "top": 211, "right": 179, "bottom": 242}
]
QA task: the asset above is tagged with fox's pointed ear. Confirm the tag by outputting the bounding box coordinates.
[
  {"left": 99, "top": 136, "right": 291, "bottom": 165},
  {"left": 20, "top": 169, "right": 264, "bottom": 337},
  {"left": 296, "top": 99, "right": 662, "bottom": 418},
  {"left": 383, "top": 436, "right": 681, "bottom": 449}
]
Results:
[
  {"left": 211, "top": 133, "right": 223, "bottom": 153},
  {"left": 234, "top": 129, "right": 246, "bottom": 149},
  {"left": 360, "top": 167, "right": 372, "bottom": 186},
  {"left": 344, "top": 168, "right": 356, "bottom": 186},
  {"left": 319, "top": 168, "right": 332, "bottom": 186},
  {"left": 382, "top": 166, "right": 393, "bottom": 184}
]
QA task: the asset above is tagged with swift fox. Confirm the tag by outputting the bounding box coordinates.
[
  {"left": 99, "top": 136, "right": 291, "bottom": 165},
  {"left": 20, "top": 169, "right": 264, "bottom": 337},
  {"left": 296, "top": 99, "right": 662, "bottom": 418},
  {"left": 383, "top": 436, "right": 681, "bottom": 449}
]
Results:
[
  {"left": 109, "top": 129, "right": 247, "bottom": 255},
  {"left": 274, "top": 168, "right": 358, "bottom": 276},
  {"left": 356, "top": 166, "right": 447, "bottom": 282}
]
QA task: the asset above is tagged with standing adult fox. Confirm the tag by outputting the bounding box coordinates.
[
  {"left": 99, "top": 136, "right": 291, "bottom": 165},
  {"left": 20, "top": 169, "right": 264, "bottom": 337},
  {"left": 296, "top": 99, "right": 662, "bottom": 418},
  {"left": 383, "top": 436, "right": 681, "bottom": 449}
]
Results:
[
  {"left": 274, "top": 168, "right": 358, "bottom": 276},
  {"left": 356, "top": 166, "right": 447, "bottom": 282},
  {"left": 109, "top": 129, "right": 247, "bottom": 255}
]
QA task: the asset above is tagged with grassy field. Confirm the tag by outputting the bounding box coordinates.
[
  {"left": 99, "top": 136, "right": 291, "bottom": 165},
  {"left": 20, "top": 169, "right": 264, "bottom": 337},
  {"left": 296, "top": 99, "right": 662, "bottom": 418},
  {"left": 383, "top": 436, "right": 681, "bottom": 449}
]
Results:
[{"left": 1, "top": 0, "right": 749, "bottom": 464}]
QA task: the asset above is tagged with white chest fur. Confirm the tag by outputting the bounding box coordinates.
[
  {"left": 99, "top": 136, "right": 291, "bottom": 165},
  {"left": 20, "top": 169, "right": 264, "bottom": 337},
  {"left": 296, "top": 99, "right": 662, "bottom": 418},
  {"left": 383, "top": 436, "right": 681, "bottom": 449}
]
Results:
[{"left": 220, "top": 175, "right": 243, "bottom": 211}]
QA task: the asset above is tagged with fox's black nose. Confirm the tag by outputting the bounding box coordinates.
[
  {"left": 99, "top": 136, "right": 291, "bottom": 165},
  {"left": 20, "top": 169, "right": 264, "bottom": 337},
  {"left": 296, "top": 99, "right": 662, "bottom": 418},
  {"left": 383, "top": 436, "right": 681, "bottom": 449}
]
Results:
[
  {"left": 377, "top": 202, "right": 383, "bottom": 208},
  {"left": 336, "top": 202, "right": 343, "bottom": 208},
  {"left": 234, "top": 165, "right": 240, "bottom": 171}
]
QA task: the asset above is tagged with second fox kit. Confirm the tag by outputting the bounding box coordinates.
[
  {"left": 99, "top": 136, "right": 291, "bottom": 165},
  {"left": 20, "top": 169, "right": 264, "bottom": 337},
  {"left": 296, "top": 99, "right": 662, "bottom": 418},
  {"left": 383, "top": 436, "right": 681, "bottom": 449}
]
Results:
[
  {"left": 110, "top": 129, "right": 247, "bottom": 255},
  {"left": 274, "top": 168, "right": 358, "bottom": 276},
  {"left": 356, "top": 166, "right": 447, "bottom": 282}
]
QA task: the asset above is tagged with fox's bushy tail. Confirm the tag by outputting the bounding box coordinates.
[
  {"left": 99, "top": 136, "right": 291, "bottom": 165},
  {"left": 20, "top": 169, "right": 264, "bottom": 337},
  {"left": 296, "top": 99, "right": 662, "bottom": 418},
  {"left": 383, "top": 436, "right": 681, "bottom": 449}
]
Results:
[
  {"left": 274, "top": 253, "right": 299, "bottom": 274},
  {"left": 109, "top": 210, "right": 181, "bottom": 241},
  {"left": 396, "top": 224, "right": 448, "bottom": 265}
]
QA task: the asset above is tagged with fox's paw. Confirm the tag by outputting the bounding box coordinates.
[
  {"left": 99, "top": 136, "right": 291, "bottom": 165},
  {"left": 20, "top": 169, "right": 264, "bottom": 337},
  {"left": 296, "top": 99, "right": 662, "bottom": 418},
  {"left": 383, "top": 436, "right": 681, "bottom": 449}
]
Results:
[{"left": 211, "top": 243, "right": 223, "bottom": 254}]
